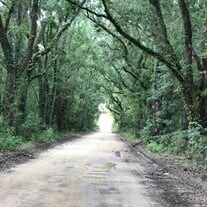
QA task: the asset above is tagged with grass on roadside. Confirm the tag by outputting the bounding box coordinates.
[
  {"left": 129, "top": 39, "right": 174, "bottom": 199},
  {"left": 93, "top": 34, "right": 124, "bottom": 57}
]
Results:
[
  {"left": 0, "top": 128, "right": 78, "bottom": 152},
  {"left": 119, "top": 131, "right": 141, "bottom": 144}
]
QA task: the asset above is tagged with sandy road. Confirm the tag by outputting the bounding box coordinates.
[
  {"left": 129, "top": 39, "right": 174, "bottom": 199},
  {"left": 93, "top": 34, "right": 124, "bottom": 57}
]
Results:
[{"left": 0, "top": 132, "right": 158, "bottom": 207}]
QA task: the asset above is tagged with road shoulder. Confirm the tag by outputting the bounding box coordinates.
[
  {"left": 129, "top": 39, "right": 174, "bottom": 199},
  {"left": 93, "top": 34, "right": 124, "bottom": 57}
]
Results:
[{"left": 118, "top": 134, "right": 207, "bottom": 207}]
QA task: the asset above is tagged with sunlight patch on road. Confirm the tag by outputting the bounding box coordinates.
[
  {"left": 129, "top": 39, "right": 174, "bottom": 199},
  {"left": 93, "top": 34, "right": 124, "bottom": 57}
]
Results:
[{"left": 97, "top": 113, "right": 113, "bottom": 133}]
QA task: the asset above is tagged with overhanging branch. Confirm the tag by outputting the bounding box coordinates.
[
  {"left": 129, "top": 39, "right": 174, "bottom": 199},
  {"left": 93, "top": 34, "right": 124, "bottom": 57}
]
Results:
[
  {"left": 68, "top": 0, "right": 185, "bottom": 83},
  {"left": 30, "top": 0, "right": 87, "bottom": 67}
]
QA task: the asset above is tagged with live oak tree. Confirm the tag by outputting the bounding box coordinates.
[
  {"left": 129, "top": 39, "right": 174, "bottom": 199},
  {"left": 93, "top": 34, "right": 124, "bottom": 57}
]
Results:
[{"left": 0, "top": 0, "right": 84, "bottom": 128}]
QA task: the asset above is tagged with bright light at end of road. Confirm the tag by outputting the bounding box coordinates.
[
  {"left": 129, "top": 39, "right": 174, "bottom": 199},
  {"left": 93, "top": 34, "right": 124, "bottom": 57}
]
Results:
[{"left": 98, "top": 113, "right": 113, "bottom": 132}]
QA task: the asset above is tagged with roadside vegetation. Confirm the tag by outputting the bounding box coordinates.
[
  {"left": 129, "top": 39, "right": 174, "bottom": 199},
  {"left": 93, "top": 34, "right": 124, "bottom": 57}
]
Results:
[{"left": 0, "top": 0, "right": 206, "bottom": 169}]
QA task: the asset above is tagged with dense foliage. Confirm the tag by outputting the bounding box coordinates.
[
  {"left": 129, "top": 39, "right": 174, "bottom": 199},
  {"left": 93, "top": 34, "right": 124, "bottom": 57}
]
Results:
[
  {"left": 0, "top": 0, "right": 102, "bottom": 149},
  {"left": 0, "top": 0, "right": 206, "bottom": 168}
]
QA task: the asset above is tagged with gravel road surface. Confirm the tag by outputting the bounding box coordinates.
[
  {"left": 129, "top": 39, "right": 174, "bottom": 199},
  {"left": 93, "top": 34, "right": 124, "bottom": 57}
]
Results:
[{"left": 0, "top": 132, "right": 159, "bottom": 207}]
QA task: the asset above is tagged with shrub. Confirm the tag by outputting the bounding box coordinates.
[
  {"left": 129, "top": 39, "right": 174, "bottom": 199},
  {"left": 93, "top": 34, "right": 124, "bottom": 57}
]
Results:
[
  {"left": 0, "top": 134, "right": 23, "bottom": 151},
  {"left": 187, "top": 127, "right": 207, "bottom": 168},
  {"left": 167, "top": 130, "right": 188, "bottom": 154},
  {"left": 0, "top": 117, "right": 23, "bottom": 151},
  {"left": 20, "top": 113, "right": 42, "bottom": 138},
  {"left": 147, "top": 142, "right": 164, "bottom": 153},
  {"left": 34, "top": 128, "right": 58, "bottom": 143},
  {"left": 141, "top": 127, "right": 206, "bottom": 169},
  {"left": 140, "top": 120, "right": 155, "bottom": 142}
]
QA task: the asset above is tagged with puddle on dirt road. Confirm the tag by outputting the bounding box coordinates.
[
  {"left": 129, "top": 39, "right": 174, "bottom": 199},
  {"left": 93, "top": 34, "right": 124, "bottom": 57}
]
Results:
[
  {"left": 83, "top": 175, "right": 106, "bottom": 180},
  {"left": 115, "top": 151, "right": 121, "bottom": 157},
  {"left": 83, "top": 162, "right": 116, "bottom": 180},
  {"left": 103, "top": 162, "right": 116, "bottom": 170}
]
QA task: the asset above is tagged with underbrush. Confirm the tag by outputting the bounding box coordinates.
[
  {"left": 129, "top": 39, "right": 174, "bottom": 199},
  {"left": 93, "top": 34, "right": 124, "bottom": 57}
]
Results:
[
  {"left": 119, "top": 124, "right": 207, "bottom": 169},
  {"left": 32, "top": 128, "right": 59, "bottom": 144},
  {"left": 147, "top": 142, "right": 164, "bottom": 153},
  {"left": 120, "top": 131, "right": 139, "bottom": 143},
  {"left": 140, "top": 128, "right": 207, "bottom": 169},
  {"left": 0, "top": 133, "right": 23, "bottom": 151},
  {"left": 0, "top": 118, "right": 76, "bottom": 152},
  {"left": 0, "top": 117, "right": 23, "bottom": 151}
]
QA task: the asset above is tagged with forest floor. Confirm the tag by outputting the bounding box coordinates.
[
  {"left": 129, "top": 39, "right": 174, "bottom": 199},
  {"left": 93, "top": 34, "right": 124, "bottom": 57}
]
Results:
[{"left": 0, "top": 132, "right": 206, "bottom": 207}]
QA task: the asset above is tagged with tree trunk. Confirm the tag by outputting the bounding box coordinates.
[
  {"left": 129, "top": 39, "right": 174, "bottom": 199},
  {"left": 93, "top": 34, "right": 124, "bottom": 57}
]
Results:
[
  {"left": 2, "top": 70, "right": 17, "bottom": 126},
  {"left": 39, "top": 76, "right": 49, "bottom": 126},
  {"left": 53, "top": 89, "right": 68, "bottom": 131},
  {"left": 48, "top": 64, "right": 58, "bottom": 126},
  {"left": 198, "top": 95, "right": 207, "bottom": 126},
  {"left": 16, "top": 79, "right": 30, "bottom": 125},
  {"left": 181, "top": 83, "right": 205, "bottom": 128},
  {"left": 198, "top": 72, "right": 207, "bottom": 127}
]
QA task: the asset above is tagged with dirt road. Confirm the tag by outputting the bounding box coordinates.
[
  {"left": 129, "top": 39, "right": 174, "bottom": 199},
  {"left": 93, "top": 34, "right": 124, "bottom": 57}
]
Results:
[{"left": 0, "top": 132, "right": 162, "bottom": 207}]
